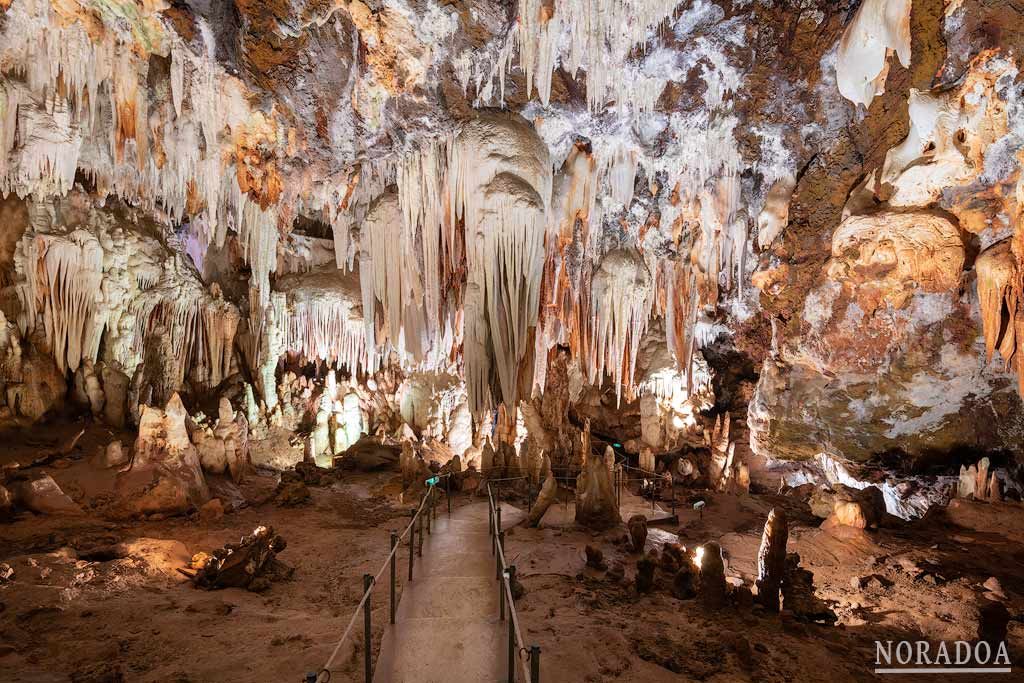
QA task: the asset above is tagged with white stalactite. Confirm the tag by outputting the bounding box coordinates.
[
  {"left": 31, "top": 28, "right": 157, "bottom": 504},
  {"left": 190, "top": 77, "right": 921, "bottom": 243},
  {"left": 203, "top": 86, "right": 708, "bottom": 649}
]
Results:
[{"left": 836, "top": 0, "right": 912, "bottom": 107}]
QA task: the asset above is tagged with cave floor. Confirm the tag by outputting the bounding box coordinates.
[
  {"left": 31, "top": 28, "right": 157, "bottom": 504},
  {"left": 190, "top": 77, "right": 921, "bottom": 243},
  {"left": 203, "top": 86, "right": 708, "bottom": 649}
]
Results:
[{"left": 1, "top": 425, "right": 1023, "bottom": 682}]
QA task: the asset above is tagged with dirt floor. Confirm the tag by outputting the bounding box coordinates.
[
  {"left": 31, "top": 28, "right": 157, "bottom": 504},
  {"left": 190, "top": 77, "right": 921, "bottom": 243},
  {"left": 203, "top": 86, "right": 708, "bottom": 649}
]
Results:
[{"left": 2, "top": 422, "right": 1023, "bottom": 682}]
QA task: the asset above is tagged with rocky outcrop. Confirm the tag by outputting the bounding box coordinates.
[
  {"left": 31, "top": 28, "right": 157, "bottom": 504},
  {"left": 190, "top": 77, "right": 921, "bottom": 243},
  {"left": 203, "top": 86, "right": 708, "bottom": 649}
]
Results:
[{"left": 0, "top": 317, "right": 65, "bottom": 423}]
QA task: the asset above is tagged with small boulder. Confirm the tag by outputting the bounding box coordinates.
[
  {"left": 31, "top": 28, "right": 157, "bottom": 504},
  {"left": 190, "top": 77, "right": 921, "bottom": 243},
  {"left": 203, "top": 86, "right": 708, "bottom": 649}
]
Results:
[
  {"left": 733, "top": 584, "right": 754, "bottom": 610},
  {"left": 199, "top": 498, "right": 225, "bottom": 523},
  {"left": 11, "top": 474, "right": 82, "bottom": 515},
  {"left": 607, "top": 561, "right": 625, "bottom": 583}
]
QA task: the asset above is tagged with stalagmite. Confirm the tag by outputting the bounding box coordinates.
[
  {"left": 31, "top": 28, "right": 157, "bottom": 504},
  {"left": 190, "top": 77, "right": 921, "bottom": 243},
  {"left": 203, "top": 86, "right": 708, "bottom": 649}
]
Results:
[
  {"left": 575, "top": 442, "right": 621, "bottom": 529},
  {"left": 526, "top": 455, "right": 557, "bottom": 527},
  {"left": 697, "top": 542, "right": 727, "bottom": 610},
  {"left": 117, "top": 393, "right": 209, "bottom": 516},
  {"left": 628, "top": 515, "right": 648, "bottom": 553},
  {"left": 755, "top": 508, "right": 788, "bottom": 612},
  {"left": 706, "top": 412, "right": 731, "bottom": 489},
  {"left": 194, "top": 397, "right": 250, "bottom": 482}
]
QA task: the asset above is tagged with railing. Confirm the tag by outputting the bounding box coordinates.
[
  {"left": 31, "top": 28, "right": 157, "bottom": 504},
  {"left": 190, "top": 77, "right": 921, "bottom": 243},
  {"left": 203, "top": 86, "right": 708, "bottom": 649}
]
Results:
[
  {"left": 308, "top": 473, "right": 451, "bottom": 683},
  {"left": 486, "top": 481, "right": 541, "bottom": 683},
  {"left": 614, "top": 461, "right": 678, "bottom": 520}
]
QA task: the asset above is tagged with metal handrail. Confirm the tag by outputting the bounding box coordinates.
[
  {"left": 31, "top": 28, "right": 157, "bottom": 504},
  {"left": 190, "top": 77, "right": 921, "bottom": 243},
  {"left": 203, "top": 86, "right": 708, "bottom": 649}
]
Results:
[
  {"left": 309, "top": 473, "right": 452, "bottom": 683},
  {"left": 487, "top": 482, "right": 540, "bottom": 683}
]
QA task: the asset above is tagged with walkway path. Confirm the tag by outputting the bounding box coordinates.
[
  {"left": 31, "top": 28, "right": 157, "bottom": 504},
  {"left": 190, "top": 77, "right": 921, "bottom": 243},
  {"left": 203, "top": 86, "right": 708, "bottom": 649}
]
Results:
[{"left": 373, "top": 501, "right": 524, "bottom": 683}]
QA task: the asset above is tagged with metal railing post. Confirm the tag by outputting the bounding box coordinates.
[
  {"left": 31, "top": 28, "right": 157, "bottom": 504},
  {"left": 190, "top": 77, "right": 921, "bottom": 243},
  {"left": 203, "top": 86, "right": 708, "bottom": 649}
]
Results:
[
  {"left": 496, "top": 506, "right": 502, "bottom": 538},
  {"left": 363, "top": 574, "right": 373, "bottom": 683},
  {"left": 488, "top": 488, "right": 494, "bottom": 539},
  {"left": 507, "top": 566, "right": 517, "bottom": 682},
  {"left": 447, "top": 478, "right": 452, "bottom": 515},
  {"left": 417, "top": 509, "right": 424, "bottom": 557},
  {"left": 408, "top": 509, "right": 416, "bottom": 581},
  {"left": 389, "top": 531, "right": 397, "bottom": 624},
  {"left": 530, "top": 646, "right": 540, "bottom": 683},
  {"left": 427, "top": 490, "right": 432, "bottom": 535},
  {"left": 499, "top": 567, "right": 506, "bottom": 621},
  {"left": 497, "top": 530, "right": 505, "bottom": 580}
]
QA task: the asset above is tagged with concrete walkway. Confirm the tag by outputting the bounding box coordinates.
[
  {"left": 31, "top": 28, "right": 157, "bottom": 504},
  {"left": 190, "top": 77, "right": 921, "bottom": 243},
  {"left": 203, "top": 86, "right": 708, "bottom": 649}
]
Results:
[{"left": 373, "top": 501, "right": 524, "bottom": 683}]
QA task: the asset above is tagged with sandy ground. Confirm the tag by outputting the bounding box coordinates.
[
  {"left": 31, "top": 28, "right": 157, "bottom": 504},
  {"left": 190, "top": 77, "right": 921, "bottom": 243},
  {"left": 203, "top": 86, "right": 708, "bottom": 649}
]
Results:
[{"left": 2, "top": 422, "right": 1023, "bottom": 682}]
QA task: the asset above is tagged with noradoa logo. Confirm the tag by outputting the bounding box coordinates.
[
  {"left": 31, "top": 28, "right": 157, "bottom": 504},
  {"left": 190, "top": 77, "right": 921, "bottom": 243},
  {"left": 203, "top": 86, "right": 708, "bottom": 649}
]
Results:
[{"left": 875, "top": 640, "right": 1012, "bottom": 674}]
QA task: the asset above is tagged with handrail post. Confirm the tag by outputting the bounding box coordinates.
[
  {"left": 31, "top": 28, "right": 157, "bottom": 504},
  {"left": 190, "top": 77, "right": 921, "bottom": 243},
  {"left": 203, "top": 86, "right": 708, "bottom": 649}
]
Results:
[
  {"left": 499, "top": 567, "right": 506, "bottom": 621},
  {"left": 389, "top": 531, "right": 397, "bottom": 624},
  {"left": 496, "top": 506, "right": 502, "bottom": 538},
  {"left": 497, "top": 530, "right": 505, "bottom": 580},
  {"left": 530, "top": 646, "right": 540, "bottom": 683},
  {"left": 363, "top": 574, "right": 373, "bottom": 683},
  {"left": 417, "top": 508, "right": 424, "bottom": 557},
  {"left": 447, "top": 477, "right": 452, "bottom": 515},
  {"left": 408, "top": 509, "right": 416, "bottom": 581},
  {"left": 507, "top": 566, "right": 517, "bottom": 682},
  {"left": 427, "top": 490, "right": 432, "bottom": 536}
]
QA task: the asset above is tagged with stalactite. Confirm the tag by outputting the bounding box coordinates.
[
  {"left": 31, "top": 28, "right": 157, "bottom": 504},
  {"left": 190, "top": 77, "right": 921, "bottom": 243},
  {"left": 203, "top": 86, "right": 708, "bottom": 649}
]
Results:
[
  {"left": 976, "top": 241, "right": 1017, "bottom": 366},
  {"left": 16, "top": 194, "right": 239, "bottom": 392},
  {"left": 516, "top": 0, "right": 677, "bottom": 112},
  {"left": 588, "top": 249, "right": 654, "bottom": 404},
  {"left": 448, "top": 113, "right": 551, "bottom": 414},
  {"left": 276, "top": 267, "right": 369, "bottom": 375},
  {"left": 836, "top": 0, "right": 912, "bottom": 107}
]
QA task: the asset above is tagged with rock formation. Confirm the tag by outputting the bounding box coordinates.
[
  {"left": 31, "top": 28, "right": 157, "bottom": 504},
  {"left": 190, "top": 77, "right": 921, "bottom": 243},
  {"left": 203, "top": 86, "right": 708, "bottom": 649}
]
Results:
[
  {"left": 755, "top": 508, "right": 788, "bottom": 612},
  {"left": 116, "top": 393, "right": 209, "bottom": 516},
  {"left": 193, "top": 398, "right": 250, "bottom": 482},
  {"left": 697, "top": 542, "right": 727, "bottom": 610},
  {"left": 627, "top": 515, "right": 648, "bottom": 553},
  {"left": 575, "top": 442, "right": 621, "bottom": 530},
  {"left": 526, "top": 454, "right": 557, "bottom": 527}
]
